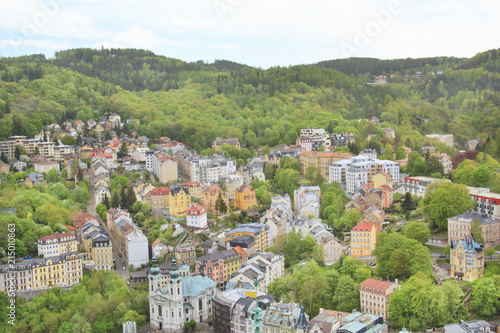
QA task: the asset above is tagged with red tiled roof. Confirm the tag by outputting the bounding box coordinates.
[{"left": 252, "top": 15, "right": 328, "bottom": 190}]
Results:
[
  {"left": 187, "top": 204, "right": 207, "bottom": 215},
  {"left": 39, "top": 232, "right": 74, "bottom": 242},
  {"left": 352, "top": 223, "right": 373, "bottom": 232},
  {"left": 360, "top": 278, "right": 398, "bottom": 291},
  {"left": 205, "top": 185, "right": 223, "bottom": 194},
  {"left": 152, "top": 238, "right": 163, "bottom": 248},
  {"left": 179, "top": 182, "right": 201, "bottom": 187},
  {"left": 150, "top": 187, "right": 170, "bottom": 196}
]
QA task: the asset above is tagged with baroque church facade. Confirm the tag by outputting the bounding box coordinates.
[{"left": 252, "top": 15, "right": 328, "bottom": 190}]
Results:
[{"left": 148, "top": 257, "right": 217, "bottom": 332}]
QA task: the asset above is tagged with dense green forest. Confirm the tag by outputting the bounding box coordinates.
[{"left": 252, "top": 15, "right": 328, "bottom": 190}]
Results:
[{"left": 1, "top": 48, "right": 500, "bottom": 155}]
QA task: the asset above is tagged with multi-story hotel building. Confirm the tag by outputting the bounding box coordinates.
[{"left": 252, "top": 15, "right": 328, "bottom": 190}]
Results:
[
  {"left": 450, "top": 234, "right": 484, "bottom": 282},
  {"left": 330, "top": 155, "right": 399, "bottom": 195},
  {"left": 38, "top": 232, "right": 78, "bottom": 258},
  {"left": 448, "top": 212, "right": 500, "bottom": 249},
  {"left": 360, "top": 278, "right": 401, "bottom": 320}
]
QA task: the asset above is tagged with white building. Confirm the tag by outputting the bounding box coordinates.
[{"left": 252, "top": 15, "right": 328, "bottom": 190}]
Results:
[
  {"left": 426, "top": 134, "right": 454, "bottom": 147},
  {"left": 95, "top": 185, "right": 110, "bottom": 206},
  {"left": 146, "top": 150, "right": 155, "bottom": 173},
  {"left": 186, "top": 204, "right": 208, "bottom": 229},
  {"left": 402, "top": 176, "right": 450, "bottom": 197},
  {"left": 190, "top": 159, "right": 220, "bottom": 183},
  {"left": 329, "top": 155, "right": 400, "bottom": 195},
  {"left": 148, "top": 258, "right": 217, "bottom": 332},
  {"left": 127, "top": 229, "right": 149, "bottom": 268},
  {"left": 132, "top": 147, "right": 148, "bottom": 162},
  {"left": 219, "top": 159, "right": 237, "bottom": 178}
]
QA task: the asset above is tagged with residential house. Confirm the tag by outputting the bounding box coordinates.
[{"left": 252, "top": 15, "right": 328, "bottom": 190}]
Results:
[
  {"left": 196, "top": 249, "right": 243, "bottom": 289},
  {"left": 152, "top": 238, "right": 168, "bottom": 258},
  {"left": 262, "top": 303, "right": 309, "bottom": 333},
  {"left": 265, "top": 152, "right": 282, "bottom": 167},
  {"left": 202, "top": 185, "right": 229, "bottom": 214},
  {"left": 24, "top": 173, "right": 45, "bottom": 186},
  {"left": 33, "top": 160, "right": 59, "bottom": 173},
  {"left": 179, "top": 182, "right": 203, "bottom": 200},
  {"left": 0, "top": 161, "right": 8, "bottom": 174},
  {"left": 153, "top": 153, "right": 178, "bottom": 184},
  {"left": 450, "top": 234, "right": 484, "bottom": 282},
  {"left": 233, "top": 185, "right": 257, "bottom": 211},
  {"left": 186, "top": 203, "right": 208, "bottom": 229},
  {"left": 212, "top": 137, "right": 241, "bottom": 151},
  {"left": 174, "top": 243, "right": 196, "bottom": 266},
  {"left": 169, "top": 185, "right": 191, "bottom": 217}
]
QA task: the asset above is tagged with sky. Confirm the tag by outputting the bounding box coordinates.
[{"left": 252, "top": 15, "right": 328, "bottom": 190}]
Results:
[{"left": 0, "top": 0, "right": 499, "bottom": 68}]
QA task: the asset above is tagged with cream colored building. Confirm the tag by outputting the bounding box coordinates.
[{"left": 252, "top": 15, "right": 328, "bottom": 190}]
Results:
[
  {"left": 360, "top": 278, "right": 401, "bottom": 320},
  {"left": 450, "top": 235, "right": 484, "bottom": 282},
  {"left": 38, "top": 232, "right": 77, "bottom": 258},
  {"left": 448, "top": 213, "right": 500, "bottom": 249}
]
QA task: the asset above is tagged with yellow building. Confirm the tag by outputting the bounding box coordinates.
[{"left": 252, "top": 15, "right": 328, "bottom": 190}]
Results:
[
  {"left": 0, "top": 161, "right": 9, "bottom": 174},
  {"left": 299, "top": 151, "right": 352, "bottom": 180},
  {"left": 233, "top": 184, "right": 257, "bottom": 211},
  {"left": 372, "top": 172, "right": 393, "bottom": 189},
  {"left": 225, "top": 223, "right": 270, "bottom": 253},
  {"left": 38, "top": 232, "right": 78, "bottom": 258},
  {"left": 32, "top": 253, "right": 82, "bottom": 289},
  {"left": 202, "top": 185, "right": 229, "bottom": 214},
  {"left": 351, "top": 223, "right": 377, "bottom": 258},
  {"left": 169, "top": 186, "right": 191, "bottom": 217},
  {"left": 179, "top": 182, "right": 203, "bottom": 200},
  {"left": 450, "top": 235, "right": 484, "bottom": 282}
]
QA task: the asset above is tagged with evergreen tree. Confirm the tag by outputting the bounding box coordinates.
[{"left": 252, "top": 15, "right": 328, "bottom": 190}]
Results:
[
  {"left": 111, "top": 191, "right": 121, "bottom": 208},
  {"left": 118, "top": 142, "right": 128, "bottom": 158},
  {"left": 401, "top": 192, "right": 414, "bottom": 213},
  {"left": 102, "top": 193, "right": 110, "bottom": 209},
  {"left": 77, "top": 168, "right": 84, "bottom": 182},
  {"left": 125, "top": 186, "right": 137, "bottom": 210},
  {"left": 34, "top": 146, "right": 39, "bottom": 156},
  {"left": 43, "top": 132, "right": 47, "bottom": 142},
  {"left": 215, "top": 192, "right": 227, "bottom": 214},
  {"left": 76, "top": 135, "right": 82, "bottom": 146},
  {"left": 15, "top": 145, "right": 21, "bottom": 160},
  {"left": 327, "top": 121, "right": 334, "bottom": 134},
  {"left": 0, "top": 152, "right": 7, "bottom": 163},
  {"left": 104, "top": 131, "right": 111, "bottom": 141}
]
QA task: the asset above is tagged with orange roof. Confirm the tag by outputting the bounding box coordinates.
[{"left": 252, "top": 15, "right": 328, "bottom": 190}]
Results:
[
  {"left": 179, "top": 182, "right": 201, "bottom": 187},
  {"left": 152, "top": 238, "right": 163, "bottom": 248},
  {"left": 150, "top": 187, "right": 170, "bottom": 196},
  {"left": 66, "top": 225, "right": 76, "bottom": 231},
  {"left": 233, "top": 246, "right": 247, "bottom": 257},
  {"left": 352, "top": 223, "right": 373, "bottom": 232},
  {"left": 205, "top": 185, "right": 223, "bottom": 194},
  {"left": 361, "top": 278, "right": 398, "bottom": 291},
  {"left": 187, "top": 204, "right": 207, "bottom": 214}
]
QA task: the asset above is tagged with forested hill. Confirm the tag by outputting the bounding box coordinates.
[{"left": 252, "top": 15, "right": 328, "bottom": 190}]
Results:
[
  {"left": 0, "top": 48, "right": 499, "bottom": 155},
  {"left": 315, "top": 56, "right": 465, "bottom": 76}
]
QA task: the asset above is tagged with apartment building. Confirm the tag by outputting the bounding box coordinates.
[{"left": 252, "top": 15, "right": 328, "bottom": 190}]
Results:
[
  {"left": 229, "top": 252, "right": 285, "bottom": 293},
  {"left": 144, "top": 186, "right": 170, "bottom": 210},
  {"left": 329, "top": 132, "right": 355, "bottom": 147},
  {"left": 225, "top": 223, "right": 270, "bottom": 253},
  {"left": 179, "top": 181, "right": 203, "bottom": 199},
  {"left": 329, "top": 155, "right": 400, "bottom": 195},
  {"left": 0, "top": 253, "right": 82, "bottom": 292},
  {"left": 402, "top": 176, "right": 450, "bottom": 197},
  {"left": 448, "top": 212, "right": 500, "bottom": 249},
  {"left": 195, "top": 249, "right": 243, "bottom": 289},
  {"left": 174, "top": 243, "right": 196, "bottom": 266},
  {"left": 300, "top": 151, "right": 352, "bottom": 180},
  {"left": 190, "top": 158, "right": 220, "bottom": 183},
  {"left": 470, "top": 190, "right": 500, "bottom": 218},
  {"left": 33, "top": 160, "right": 59, "bottom": 173},
  {"left": 186, "top": 203, "right": 208, "bottom": 229},
  {"left": 38, "top": 232, "right": 78, "bottom": 258},
  {"left": 426, "top": 134, "right": 454, "bottom": 147},
  {"left": 360, "top": 278, "right": 401, "bottom": 320},
  {"left": 351, "top": 223, "right": 377, "bottom": 258},
  {"left": 153, "top": 153, "right": 178, "bottom": 184}
]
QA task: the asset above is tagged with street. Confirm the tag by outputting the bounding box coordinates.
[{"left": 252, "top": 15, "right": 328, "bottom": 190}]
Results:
[{"left": 87, "top": 166, "right": 129, "bottom": 281}]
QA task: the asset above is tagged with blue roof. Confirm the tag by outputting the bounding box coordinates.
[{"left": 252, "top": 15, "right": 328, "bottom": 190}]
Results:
[{"left": 181, "top": 275, "right": 217, "bottom": 297}]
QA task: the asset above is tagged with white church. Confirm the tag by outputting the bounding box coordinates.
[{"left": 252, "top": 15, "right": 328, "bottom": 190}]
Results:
[{"left": 148, "top": 257, "right": 217, "bottom": 332}]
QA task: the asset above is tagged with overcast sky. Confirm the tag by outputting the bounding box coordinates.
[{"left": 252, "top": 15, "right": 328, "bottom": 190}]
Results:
[{"left": 0, "top": 0, "right": 498, "bottom": 68}]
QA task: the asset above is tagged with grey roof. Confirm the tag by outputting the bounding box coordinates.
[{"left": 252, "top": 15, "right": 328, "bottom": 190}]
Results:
[
  {"left": 181, "top": 275, "right": 217, "bottom": 297},
  {"left": 449, "top": 212, "right": 500, "bottom": 224}
]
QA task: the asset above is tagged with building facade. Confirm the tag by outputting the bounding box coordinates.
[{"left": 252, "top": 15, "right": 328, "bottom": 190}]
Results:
[
  {"left": 450, "top": 235, "right": 484, "bottom": 282},
  {"left": 360, "top": 278, "right": 401, "bottom": 320},
  {"left": 38, "top": 232, "right": 78, "bottom": 258},
  {"left": 351, "top": 223, "right": 377, "bottom": 258},
  {"left": 448, "top": 213, "right": 500, "bottom": 249}
]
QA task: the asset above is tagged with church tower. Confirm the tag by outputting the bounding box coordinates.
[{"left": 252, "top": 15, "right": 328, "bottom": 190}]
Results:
[{"left": 148, "top": 257, "right": 162, "bottom": 295}]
